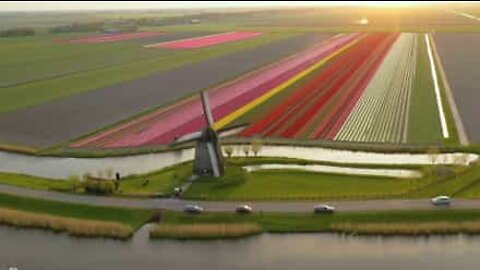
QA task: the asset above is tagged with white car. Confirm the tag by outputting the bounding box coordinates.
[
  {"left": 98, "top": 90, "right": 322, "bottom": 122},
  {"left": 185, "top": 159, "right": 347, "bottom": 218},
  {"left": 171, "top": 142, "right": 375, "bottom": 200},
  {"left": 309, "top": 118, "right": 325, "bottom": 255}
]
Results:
[
  {"left": 431, "top": 196, "right": 451, "bottom": 206},
  {"left": 235, "top": 204, "right": 253, "bottom": 214},
  {"left": 314, "top": 204, "right": 336, "bottom": 214},
  {"left": 183, "top": 204, "right": 204, "bottom": 214}
]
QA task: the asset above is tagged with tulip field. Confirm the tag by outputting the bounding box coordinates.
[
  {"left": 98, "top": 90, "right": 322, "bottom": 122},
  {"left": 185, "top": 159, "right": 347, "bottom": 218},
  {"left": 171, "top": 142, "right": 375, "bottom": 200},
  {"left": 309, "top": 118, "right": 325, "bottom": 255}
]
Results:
[
  {"left": 73, "top": 32, "right": 456, "bottom": 149},
  {"left": 145, "top": 32, "right": 263, "bottom": 49},
  {"left": 73, "top": 33, "right": 359, "bottom": 148}
]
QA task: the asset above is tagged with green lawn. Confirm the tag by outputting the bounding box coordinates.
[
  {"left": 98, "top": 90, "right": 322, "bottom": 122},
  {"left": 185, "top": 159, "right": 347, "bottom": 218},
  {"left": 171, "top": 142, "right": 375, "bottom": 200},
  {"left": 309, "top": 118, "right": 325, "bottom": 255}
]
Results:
[
  {"left": 0, "top": 193, "right": 152, "bottom": 228},
  {"left": 0, "top": 31, "right": 295, "bottom": 113},
  {"left": 0, "top": 172, "right": 69, "bottom": 191},
  {"left": 183, "top": 166, "right": 423, "bottom": 200},
  {"left": 117, "top": 163, "right": 191, "bottom": 196},
  {"left": 408, "top": 34, "right": 443, "bottom": 144},
  {"left": 0, "top": 33, "right": 172, "bottom": 87},
  {"left": 162, "top": 209, "right": 480, "bottom": 233},
  {"left": 0, "top": 163, "right": 192, "bottom": 197}
]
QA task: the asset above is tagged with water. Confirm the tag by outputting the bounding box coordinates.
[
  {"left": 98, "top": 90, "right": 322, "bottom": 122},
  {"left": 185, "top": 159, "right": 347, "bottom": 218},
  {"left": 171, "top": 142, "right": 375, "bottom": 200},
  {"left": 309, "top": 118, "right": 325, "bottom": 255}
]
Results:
[
  {"left": 1, "top": 225, "right": 480, "bottom": 270},
  {"left": 0, "top": 146, "right": 476, "bottom": 179}
]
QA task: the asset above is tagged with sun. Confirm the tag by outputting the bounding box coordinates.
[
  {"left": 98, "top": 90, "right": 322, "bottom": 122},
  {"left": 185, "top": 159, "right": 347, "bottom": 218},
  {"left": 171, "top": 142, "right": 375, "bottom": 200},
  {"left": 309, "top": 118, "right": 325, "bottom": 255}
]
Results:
[{"left": 359, "top": 18, "right": 370, "bottom": 25}]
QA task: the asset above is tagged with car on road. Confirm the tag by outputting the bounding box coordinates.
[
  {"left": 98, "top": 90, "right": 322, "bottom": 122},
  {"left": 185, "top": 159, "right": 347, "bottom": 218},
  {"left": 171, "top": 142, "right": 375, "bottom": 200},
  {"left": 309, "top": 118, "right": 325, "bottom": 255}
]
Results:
[
  {"left": 183, "top": 204, "right": 204, "bottom": 214},
  {"left": 431, "top": 196, "right": 451, "bottom": 206},
  {"left": 235, "top": 204, "right": 253, "bottom": 214},
  {"left": 313, "top": 204, "right": 336, "bottom": 214}
]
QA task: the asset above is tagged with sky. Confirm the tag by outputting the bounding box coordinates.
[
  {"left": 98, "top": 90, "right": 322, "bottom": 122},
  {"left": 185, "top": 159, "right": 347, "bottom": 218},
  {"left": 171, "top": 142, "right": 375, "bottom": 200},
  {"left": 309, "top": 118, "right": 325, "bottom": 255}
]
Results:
[{"left": 0, "top": 1, "right": 467, "bottom": 12}]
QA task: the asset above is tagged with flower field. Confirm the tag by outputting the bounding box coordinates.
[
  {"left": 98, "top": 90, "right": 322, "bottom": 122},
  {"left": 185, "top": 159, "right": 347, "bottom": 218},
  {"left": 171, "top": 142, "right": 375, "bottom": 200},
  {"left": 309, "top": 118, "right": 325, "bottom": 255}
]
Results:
[
  {"left": 72, "top": 32, "right": 454, "bottom": 149},
  {"left": 335, "top": 33, "right": 418, "bottom": 143},
  {"left": 72, "top": 33, "right": 360, "bottom": 148},
  {"left": 145, "top": 32, "right": 263, "bottom": 49},
  {"left": 240, "top": 33, "right": 398, "bottom": 139}
]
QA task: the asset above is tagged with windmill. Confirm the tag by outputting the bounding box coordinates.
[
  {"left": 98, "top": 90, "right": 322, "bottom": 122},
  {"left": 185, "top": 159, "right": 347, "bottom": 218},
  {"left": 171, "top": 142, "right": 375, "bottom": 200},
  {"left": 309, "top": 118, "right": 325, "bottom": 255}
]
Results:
[{"left": 172, "top": 91, "right": 224, "bottom": 177}]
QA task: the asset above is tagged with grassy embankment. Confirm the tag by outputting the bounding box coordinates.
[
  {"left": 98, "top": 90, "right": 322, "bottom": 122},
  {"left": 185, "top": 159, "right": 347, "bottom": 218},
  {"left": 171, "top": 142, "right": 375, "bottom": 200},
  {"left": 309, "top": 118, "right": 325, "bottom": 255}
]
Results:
[
  {"left": 0, "top": 193, "right": 152, "bottom": 239},
  {"left": 0, "top": 31, "right": 295, "bottom": 114},
  {"left": 183, "top": 167, "right": 424, "bottom": 201},
  {"left": 2, "top": 156, "right": 480, "bottom": 201},
  {"left": 0, "top": 162, "right": 192, "bottom": 197},
  {"left": 151, "top": 209, "right": 480, "bottom": 239}
]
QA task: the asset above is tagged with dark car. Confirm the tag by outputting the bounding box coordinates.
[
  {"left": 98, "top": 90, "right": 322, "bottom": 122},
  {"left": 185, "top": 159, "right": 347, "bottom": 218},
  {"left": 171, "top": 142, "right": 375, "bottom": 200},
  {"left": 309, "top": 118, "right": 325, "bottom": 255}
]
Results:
[
  {"left": 313, "top": 204, "right": 336, "bottom": 214},
  {"left": 235, "top": 205, "right": 253, "bottom": 214},
  {"left": 183, "top": 204, "right": 204, "bottom": 214}
]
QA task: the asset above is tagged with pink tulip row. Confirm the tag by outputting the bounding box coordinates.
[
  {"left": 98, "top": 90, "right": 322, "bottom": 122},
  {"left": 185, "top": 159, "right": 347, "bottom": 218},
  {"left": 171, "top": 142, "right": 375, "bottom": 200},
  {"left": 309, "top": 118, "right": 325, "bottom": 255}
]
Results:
[{"left": 147, "top": 32, "right": 262, "bottom": 49}]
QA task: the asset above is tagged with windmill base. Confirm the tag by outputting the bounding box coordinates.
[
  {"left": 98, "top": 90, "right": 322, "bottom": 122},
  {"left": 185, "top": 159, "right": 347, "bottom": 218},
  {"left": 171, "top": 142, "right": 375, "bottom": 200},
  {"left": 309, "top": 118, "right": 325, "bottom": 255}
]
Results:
[{"left": 192, "top": 128, "right": 224, "bottom": 177}]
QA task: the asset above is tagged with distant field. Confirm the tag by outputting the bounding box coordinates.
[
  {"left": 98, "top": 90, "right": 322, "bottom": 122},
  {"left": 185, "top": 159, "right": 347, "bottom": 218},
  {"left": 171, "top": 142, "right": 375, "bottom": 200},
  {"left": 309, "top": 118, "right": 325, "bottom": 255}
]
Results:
[{"left": 0, "top": 31, "right": 209, "bottom": 87}]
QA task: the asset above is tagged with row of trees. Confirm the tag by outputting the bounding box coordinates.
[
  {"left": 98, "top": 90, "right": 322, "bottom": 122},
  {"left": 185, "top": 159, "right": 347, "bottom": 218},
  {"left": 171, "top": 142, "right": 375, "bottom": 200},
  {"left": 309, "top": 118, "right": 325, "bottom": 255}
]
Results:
[
  {"left": 0, "top": 27, "right": 35, "bottom": 37},
  {"left": 223, "top": 140, "right": 262, "bottom": 158},
  {"left": 49, "top": 21, "right": 104, "bottom": 34}
]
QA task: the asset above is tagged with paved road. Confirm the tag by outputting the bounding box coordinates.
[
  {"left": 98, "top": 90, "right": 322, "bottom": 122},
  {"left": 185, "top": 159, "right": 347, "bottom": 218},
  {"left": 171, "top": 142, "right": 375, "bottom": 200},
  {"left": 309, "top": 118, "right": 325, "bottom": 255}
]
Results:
[{"left": 2, "top": 184, "right": 480, "bottom": 213}]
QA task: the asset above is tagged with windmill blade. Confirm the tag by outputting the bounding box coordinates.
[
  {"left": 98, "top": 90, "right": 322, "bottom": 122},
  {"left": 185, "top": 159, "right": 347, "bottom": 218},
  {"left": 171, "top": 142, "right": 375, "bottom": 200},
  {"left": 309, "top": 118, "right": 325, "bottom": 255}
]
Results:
[
  {"left": 200, "top": 91, "right": 215, "bottom": 128},
  {"left": 206, "top": 142, "right": 221, "bottom": 177},
  {"left": 217, "top": 125, "right": 247, "bottom": 138},
  {"left": 171, "top": 131, "right": 202, "bottom": 145}
]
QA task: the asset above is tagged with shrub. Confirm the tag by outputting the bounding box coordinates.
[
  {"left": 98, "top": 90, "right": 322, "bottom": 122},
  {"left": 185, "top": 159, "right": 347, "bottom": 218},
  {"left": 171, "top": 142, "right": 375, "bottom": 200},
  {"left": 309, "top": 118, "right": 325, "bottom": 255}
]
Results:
[{"left": 84, "top": 179, "right": 116, "bottom": 195}]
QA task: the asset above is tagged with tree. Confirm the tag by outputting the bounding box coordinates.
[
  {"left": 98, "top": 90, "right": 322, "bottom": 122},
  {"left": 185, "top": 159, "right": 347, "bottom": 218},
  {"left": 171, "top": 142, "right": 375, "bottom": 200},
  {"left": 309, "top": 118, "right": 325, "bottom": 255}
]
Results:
[
  {"left": 68, "top": 175, "right": 81, "bottom": 193},
  {"left": 223, "top": 145, "right": 234, "bottom": 158},
  {"left": 251, "top": 139, "right": 262, "bottom": 157},
  {"left": 242, "top": 145, "right": 250, "bottom": 157}
]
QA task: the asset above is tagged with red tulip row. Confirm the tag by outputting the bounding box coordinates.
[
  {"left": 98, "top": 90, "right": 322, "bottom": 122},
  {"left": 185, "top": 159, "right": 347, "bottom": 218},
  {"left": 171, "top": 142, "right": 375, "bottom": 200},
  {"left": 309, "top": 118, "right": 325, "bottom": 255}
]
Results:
[{"left": 241, "top": 33, "right": 398, "bottom": 139}]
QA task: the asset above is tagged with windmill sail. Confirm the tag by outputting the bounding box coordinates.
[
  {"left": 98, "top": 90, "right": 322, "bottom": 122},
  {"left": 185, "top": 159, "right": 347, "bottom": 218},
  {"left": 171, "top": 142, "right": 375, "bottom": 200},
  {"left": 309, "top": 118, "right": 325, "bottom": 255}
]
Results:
[
  {"left": 200, "top": 91, "right": 215, "bottom": 128},
  {"left": 171, "top": 91, "right": 224, "bottom": 178}
]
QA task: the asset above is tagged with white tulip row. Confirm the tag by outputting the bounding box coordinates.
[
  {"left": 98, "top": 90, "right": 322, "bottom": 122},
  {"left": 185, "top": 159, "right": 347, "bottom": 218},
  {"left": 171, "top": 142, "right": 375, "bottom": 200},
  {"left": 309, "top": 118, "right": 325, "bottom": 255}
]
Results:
[{"left": 335, "top": 33, "right": 418, "bottom": 144}]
